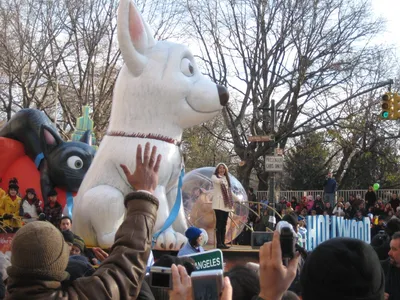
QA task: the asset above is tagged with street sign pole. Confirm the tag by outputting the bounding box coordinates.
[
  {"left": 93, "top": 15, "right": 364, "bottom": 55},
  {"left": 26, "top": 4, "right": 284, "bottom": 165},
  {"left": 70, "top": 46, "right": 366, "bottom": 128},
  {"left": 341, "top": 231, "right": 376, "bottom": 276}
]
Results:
[{"left": 269, "top": 100, "right": 276, "bottom": 229}]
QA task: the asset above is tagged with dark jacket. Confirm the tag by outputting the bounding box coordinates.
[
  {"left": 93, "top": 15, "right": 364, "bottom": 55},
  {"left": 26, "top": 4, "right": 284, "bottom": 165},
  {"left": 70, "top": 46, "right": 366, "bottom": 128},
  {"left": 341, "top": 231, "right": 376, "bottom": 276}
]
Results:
[
  {"left": 389, "top": 198, "right": 400, "bottom": 211},
  {"left": 0, "top": 272, "right": 4, "bottom": 300},
  {"left": 323, "top": 178, "right": 336, "bottom": 194},
  {"left": 43, "top": 202, "right": 63, "bottom": 227},
  {"left": 65, "top": 256, "right": 95, "bottom": 282},
  {"left": 344, "top": 206, "right": 355, "bottom": 219},
  {"left": 372, "top": 231, "right": 391, "bottom": 261},
  {"left": 381, "top": 259, "right": 400, "bottom": 300},
  {"left": 6, "top": 191, "right": 158, "bottom": 300},
  {"left": 312, "top": 200, "right": 324, "bottom": 212},
  {"left": 365, "top": 191, "right": 377, "bottom": 208}
]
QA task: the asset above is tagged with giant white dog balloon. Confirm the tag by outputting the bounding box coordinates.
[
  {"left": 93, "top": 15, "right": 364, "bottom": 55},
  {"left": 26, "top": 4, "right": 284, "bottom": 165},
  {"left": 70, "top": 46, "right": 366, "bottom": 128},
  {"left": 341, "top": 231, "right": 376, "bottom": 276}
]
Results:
[{"left": 72, "top": 0, "right": 229, "bottom": 250}]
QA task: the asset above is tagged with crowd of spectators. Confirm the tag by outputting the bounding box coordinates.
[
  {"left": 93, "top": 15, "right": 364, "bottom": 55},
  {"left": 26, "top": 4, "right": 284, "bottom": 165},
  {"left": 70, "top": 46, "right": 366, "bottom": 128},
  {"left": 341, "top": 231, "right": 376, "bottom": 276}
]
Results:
[
  {"left": 247, "top": 186, "right": 400, "bottom": 241},
  {"left": 0, "top": 178, "right": 64, "bottom": 232},
  {"left": 0, "top": 146, "right": 398, "bottom": 300}
]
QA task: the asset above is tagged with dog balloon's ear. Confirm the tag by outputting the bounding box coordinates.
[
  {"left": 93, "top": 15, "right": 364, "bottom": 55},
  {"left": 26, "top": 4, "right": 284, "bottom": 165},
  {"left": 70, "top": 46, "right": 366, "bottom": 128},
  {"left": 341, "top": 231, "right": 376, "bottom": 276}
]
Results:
[{"left": 117, "top": 0, "right": 156, "bottom": 77}]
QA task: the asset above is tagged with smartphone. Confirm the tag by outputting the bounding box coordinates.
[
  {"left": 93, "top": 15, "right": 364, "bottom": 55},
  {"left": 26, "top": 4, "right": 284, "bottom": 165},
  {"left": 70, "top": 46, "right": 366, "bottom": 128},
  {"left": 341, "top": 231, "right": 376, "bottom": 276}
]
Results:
[
  {"left": 280, "top": 227, "right": 296, "bottom": 259},
  {"left": 149, "top": 266, "right": 172, "bottom": 289},
  {"left": 191, "top": 269, "right": 224, "bottom": 300}
]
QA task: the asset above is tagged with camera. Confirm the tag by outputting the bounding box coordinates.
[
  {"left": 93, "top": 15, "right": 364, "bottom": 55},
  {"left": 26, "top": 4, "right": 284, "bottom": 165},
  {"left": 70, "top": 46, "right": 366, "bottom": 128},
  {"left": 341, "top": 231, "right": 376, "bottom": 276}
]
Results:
[
  {"left": 276, "top": 221, "right": 296, "bottom": 259},
  {"left": 191, "top": 269, "right": 224, "bottom": 300},
  {"left": 149, "top": 266, "right": 172, "bottom": 289}
]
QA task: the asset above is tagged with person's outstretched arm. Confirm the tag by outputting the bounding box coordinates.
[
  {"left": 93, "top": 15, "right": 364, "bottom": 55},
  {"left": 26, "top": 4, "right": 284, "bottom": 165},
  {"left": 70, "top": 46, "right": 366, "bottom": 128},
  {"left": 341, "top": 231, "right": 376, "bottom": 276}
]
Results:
[{"left": 70, "top": 142, "right": 161, "bottom": 299}]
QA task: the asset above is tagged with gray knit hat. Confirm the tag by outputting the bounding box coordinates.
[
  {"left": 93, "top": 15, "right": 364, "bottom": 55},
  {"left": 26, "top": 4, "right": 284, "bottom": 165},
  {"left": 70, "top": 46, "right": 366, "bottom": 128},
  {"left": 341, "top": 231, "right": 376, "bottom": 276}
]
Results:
[{"left": 7, "top": 221, "right": 69, "bottom": 281}]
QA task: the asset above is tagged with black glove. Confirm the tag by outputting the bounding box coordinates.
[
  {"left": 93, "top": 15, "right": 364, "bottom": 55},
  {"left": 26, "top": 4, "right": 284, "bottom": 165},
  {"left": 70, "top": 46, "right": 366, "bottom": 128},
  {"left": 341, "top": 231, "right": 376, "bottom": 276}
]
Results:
[
  {"left": 38, "top": 213, "right": 46, "bottom": 221},
  {"left": 3, "top": 214, "right": 12, "bottom": 220}
]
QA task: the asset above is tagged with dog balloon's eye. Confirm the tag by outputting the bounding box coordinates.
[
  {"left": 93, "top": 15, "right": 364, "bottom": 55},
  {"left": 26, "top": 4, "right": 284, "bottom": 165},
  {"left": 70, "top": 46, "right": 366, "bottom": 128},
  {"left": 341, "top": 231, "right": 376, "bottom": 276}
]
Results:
[
  {"left": 181, "top": 58, "right": 194, "bottom": 77},
  {"left": 67, "top": 156, "right": 84, "bottom": 170}
]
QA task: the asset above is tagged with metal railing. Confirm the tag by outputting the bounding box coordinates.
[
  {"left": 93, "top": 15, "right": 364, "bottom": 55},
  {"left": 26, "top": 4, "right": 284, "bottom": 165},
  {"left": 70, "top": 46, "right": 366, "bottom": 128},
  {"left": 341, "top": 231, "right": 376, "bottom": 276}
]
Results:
[{"left": 256, "top": 189, "right": 400, "bottom": 203}]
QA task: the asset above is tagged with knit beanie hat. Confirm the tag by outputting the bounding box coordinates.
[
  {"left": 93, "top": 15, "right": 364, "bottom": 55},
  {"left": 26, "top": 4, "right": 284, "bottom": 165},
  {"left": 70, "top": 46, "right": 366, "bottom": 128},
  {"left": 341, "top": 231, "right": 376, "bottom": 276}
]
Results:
[
  {"left": 7, "top": 221, "right": 69, "bottom": 281},
  {"left": 61, "top": 230, "right": 75, "bottom": 244},
  {"left": 185, "top": 227, "right": 202, "bottom": 241},
  {"left": 386, "top": 218, "right": 400, "bottom": 237},
  {"left": 8, "top": 178, "right": 19, "bottom": 191},
  {"left": 73, "top": 238, "right": 85, "bottom": 253},
  {"left": 300, "top": 238, "right": 384, "bottom": 300},
  {"left": 48, "top": 189, "right": 58, "bottom": 197},
  {"left": 25, "top": 188, "right": 36, "bottom": 195}
]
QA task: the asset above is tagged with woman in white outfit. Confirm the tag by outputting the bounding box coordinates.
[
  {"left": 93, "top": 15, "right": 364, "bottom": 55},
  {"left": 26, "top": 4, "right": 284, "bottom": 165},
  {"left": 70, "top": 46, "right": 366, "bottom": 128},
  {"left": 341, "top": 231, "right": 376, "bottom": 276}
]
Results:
[{"left": 211, "top": 163, "right": 237, "bottom": 249}]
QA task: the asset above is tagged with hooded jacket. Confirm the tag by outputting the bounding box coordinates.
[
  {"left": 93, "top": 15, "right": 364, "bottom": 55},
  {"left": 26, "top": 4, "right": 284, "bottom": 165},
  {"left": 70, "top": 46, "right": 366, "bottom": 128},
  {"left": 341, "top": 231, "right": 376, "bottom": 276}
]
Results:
[
  {"left": 211, "top": 163, "right": 239, "bottom": 212},
  {"left": 5, "top": 191, "right": 158, "bottom": 300}
]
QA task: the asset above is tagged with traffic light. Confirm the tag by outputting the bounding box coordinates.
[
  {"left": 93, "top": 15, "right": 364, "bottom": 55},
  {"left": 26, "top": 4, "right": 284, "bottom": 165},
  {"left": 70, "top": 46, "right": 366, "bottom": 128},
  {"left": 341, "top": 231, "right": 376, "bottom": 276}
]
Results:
[
  {"left": 381, "top": 92, "right": 394, "bottom": 120},
  {"left": 393, "top": 93, "right": 400, "bottom": 119}
]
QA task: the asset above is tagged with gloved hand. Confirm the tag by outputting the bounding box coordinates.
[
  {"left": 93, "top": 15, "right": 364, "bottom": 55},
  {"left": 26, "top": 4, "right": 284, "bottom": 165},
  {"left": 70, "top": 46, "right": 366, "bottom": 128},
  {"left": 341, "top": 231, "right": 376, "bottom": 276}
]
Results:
[
  {"left": 3, "top": 214, "right": 13, "bottom": 220},
  {"left": 24, "top": 213, "right": 31, "bottom": 219},
  {"left": 38, "top": 213, "right": 46, "bottom": 221}
]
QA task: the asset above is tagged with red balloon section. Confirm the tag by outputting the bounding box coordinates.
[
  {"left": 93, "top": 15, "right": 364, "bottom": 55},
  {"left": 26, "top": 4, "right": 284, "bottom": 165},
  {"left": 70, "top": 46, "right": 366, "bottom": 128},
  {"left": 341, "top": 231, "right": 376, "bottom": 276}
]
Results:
[{"left": 0, "top": 137, "right": 71, "bottom": 207}]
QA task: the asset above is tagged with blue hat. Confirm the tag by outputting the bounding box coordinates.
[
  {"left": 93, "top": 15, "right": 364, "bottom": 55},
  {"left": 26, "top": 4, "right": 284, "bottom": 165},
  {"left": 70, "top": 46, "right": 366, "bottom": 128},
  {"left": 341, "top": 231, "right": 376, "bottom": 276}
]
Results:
[{"left": 185, "top": 227, "right": 202, "bottom": 241}]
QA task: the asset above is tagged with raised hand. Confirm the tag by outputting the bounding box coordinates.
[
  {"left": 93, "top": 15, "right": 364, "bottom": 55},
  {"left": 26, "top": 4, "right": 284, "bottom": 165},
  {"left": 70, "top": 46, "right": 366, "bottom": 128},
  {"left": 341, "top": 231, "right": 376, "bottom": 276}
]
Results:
[
  {"left": 220, "top": 277, "right": 232, "bottom": 300},
  {"left": 169, "top": 264, "right": 192, "bottom": 300},
  {"left": 120, "top": 143, "right": 162, "bottom": 194},
  {"left": 92, "top": 247, "right": 109, "bottom": 262},
  {"left": 258, "top": 231, "right": 300, "bottom": 300}
]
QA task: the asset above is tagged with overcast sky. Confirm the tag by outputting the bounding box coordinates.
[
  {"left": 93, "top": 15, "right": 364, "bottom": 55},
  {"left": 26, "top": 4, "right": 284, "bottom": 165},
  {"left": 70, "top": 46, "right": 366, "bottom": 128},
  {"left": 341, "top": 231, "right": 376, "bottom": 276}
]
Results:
[{"left": 372, "top": 0, "right": 400, "bottom": 50}]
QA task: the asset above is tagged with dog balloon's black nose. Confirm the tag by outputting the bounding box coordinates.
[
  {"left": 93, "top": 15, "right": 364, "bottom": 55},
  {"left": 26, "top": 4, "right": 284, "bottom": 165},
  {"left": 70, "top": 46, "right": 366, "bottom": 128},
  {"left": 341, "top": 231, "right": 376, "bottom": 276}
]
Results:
[{"left": 217, "top": 85, "right": 229, "bottom": 106}]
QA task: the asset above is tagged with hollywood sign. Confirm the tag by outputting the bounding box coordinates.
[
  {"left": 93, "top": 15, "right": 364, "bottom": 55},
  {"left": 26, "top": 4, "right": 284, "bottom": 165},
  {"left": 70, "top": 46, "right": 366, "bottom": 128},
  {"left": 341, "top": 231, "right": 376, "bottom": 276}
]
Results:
[{"left": 306, "top": 215, "right": 371, "bottom": 251}]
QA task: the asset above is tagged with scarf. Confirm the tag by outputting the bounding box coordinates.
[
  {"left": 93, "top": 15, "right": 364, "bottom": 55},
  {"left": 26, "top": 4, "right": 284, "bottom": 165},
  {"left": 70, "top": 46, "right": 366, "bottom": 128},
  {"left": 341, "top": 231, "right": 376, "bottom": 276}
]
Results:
[{"left": 219, "top": 176, "right": 233, "bottom": 209}]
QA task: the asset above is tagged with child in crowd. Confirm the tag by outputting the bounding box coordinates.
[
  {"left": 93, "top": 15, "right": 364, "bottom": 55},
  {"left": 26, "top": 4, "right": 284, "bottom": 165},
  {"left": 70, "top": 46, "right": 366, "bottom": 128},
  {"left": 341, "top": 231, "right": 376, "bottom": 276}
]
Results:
[
  {"left": 71, "top": 238, "right": 85, "bottom": 256},
  {"left": 298, "top": 219, "right": 307, "bottom": 248},
  {"left": 43, "top": 190, "right": 63, "bottom": 227},
  {"left": 177, "top": 227, "right": 205, "bottom": 257},
  {"left": 19, "top": 188, "right": 43, "bottom": 223}
]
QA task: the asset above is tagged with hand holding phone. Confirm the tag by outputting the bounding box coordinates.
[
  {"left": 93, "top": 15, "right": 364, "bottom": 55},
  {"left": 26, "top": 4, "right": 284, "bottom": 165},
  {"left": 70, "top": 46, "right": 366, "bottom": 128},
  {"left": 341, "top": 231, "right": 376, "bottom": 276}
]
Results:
[
  {"left": 150, "top": 266, "right": 173, "bottom": 290},
  {"left": 168, "top": 264, "right": 191, "bottom": 300},
  {"left": 275, "top": 221, "right": 296, "bottom": 260},
  {"left": 258, "top": 231, "right": 300, "bottom": 300},
  {"left": 191, "top": 269, "right": 224, "bottom": 300}
]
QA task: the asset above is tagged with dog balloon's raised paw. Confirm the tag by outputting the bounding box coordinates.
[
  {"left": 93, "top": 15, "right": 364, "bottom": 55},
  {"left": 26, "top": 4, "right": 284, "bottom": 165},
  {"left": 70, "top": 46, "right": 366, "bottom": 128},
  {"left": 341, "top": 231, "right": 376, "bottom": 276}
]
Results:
[{"left": 154, "top": 228, "right": 187, "bottom": 251}]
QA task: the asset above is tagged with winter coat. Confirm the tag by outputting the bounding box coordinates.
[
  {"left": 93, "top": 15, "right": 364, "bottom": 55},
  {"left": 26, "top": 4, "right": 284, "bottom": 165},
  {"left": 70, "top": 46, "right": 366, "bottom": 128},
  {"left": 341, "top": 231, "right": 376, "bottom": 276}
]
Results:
[
  {"left": 306, "top": 200, "right": 314, "bottom": 212},
  {"left": 43, "top": 202, "right": 63, "bottom": 227},
  {"left": 312, "top": 200, "right": 324, "bottom": 212},
  {"left": 381, "top": 258, "right": 400, "bottom": 300},
  {"left": 19, "top": 197, "right": 43, "bottom": 220},
  {"left": 365, "top": 191, "right": 377, "bottom": 208},
  {"left": 5, "top": 191, "right": 158, "bottom": 300},
  {"left": 211, "top": 175, "right": 238, "bottom": 212},
  {"left": 389, "top": 198, "right": 400, "bottom": 211},
  {"left": 323, "top": 178, "right": 336, "bottom": 193},
  {"left": 332, "top": 206, "right": 345, "bottom": 217},
  {"left": 0, "top": 195, "right": 22, "bottom": 228},
  {"left": 344, "top": 207, "right": 355, "bottom": 219},
  {"left": 177, "top": 242, "right": 204, "bottom": 257}
]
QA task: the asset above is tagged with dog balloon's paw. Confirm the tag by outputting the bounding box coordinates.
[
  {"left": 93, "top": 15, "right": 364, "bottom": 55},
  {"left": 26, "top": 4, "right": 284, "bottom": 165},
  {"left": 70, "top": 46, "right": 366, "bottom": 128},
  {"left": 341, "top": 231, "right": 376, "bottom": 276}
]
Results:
[{"left": 154, "top": 228, "right": 187, "bottom": 250}]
